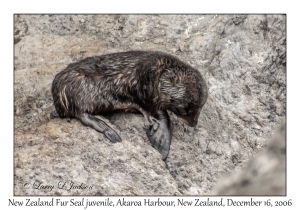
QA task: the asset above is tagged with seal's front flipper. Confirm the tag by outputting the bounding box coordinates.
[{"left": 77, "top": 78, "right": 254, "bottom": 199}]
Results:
[
  {"left": 133, "top": 105, "right": 160, "bottom": 133},
  {"left": 146, "top": 110, "right": 172, "bottom": 160},
  {"left": 134, "top": 106, "right": 171, "bottom": 160},
  {"left": 77, "top": 113, "right": 122, "bottom": 143},
  {"left": 146, "top": 116, "right": 160, "bottom": 135}
]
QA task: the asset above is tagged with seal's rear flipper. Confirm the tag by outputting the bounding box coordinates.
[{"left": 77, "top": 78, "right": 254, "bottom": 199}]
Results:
[
  {"left": 76, "top": 113, "right": 122, "bottom": 143},
  {"left": 146, "top": 110, "right": 172, "bottom": 160}
]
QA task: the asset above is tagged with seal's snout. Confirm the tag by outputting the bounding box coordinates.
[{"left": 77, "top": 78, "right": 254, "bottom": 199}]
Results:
[
  {"left": 189, "top": 119, "right": 198, "bottom": 127},
  {"left": 178, "top": 116, "right": 198, "bottom": 127},
  {"left": 177, "top": 108, "right": 201, "bottom": 127}
]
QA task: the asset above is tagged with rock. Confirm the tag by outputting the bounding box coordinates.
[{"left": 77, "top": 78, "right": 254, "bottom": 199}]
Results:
[
  {"left": 14, "top": 115, "right": 179, "bottom": 195},
  {"left": 211, "top": 121, "right": 286, "bottom": 195},
  {"left": 14, "top": 14, "right": 286, "bottom": 195}
]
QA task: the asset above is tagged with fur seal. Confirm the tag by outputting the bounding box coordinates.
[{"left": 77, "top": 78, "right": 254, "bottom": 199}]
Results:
[{"left": 51, "top": 50, "right": 208, "bottom": 160}]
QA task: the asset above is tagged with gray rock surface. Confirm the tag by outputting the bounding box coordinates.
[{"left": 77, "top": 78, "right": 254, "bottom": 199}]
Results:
[
  {"left": 212, "top": 121, "right": 286, "bottom": 195},
  {"left": 14, "top": 14, "right": 286, "bottom": 195}
]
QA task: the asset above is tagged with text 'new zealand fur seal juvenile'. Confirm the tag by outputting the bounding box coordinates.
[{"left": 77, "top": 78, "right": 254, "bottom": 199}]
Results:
[{"left": 50, "top": 51, "right": 208, "bottom": 160}]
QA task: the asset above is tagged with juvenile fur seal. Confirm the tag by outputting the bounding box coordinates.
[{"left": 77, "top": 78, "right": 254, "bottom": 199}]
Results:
[{"left": 51, "top": 50, "right": 208, "bottom": 160}]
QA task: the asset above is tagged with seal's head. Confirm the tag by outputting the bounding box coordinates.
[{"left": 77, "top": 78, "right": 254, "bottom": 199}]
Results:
[{"left": 158, "top": 67, "right": 208, "bottom": 127}]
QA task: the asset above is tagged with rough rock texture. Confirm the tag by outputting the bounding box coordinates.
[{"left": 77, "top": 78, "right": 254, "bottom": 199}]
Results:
[
  {"left": 14, "top": 14, "right": 286, "bottom": 195},
  {"left": 212, "top": 120, "right": 286, "bottom": 195}
]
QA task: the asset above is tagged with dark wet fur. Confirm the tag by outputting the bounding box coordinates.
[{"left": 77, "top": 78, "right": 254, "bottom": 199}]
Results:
[{"left": 51, "top": 51, "right": 208, "bottom": 160}]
